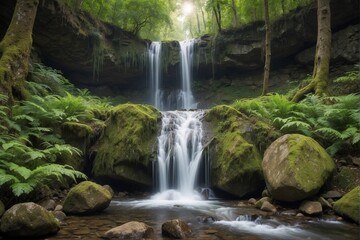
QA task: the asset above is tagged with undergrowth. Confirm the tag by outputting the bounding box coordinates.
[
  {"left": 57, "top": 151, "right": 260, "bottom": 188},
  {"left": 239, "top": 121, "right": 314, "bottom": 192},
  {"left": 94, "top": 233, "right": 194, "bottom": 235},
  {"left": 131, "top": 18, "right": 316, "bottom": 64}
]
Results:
[
  {"left": 233, "top": 93, "right": 360, "bottom": 156},
  {"left": 0, "top": 63, "right": 112, "bottom": 205}
]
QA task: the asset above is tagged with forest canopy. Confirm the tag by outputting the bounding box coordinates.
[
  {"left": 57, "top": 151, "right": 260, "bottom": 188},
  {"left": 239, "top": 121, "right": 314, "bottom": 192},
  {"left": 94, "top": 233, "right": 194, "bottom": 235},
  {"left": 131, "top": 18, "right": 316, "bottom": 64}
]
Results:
[{"left": 62, "top": 0, "right": 313, "bottom": 40}]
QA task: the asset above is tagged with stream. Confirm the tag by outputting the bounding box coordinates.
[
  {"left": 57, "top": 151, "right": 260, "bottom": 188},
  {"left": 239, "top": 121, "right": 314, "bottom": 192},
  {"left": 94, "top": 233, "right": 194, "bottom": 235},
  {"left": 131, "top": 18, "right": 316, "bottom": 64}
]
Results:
[{"left": 49, "top": 197, "right": 359, "bottom": 240}]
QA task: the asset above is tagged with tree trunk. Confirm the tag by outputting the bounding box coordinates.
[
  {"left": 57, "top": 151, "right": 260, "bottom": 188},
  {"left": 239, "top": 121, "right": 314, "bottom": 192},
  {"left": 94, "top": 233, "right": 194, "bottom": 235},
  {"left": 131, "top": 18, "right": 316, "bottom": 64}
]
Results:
[
  {"left": 292, "top": 0, "right": 331, "bottom": 102},
  {"left": 262, "top": 0, "right": 271, "bottom": 95},
  {"left": 231, "top": 0, "right": 239, "bottom": 27},
  {"left": 0, "top": 0, "right": 39, "bottom": 104}
]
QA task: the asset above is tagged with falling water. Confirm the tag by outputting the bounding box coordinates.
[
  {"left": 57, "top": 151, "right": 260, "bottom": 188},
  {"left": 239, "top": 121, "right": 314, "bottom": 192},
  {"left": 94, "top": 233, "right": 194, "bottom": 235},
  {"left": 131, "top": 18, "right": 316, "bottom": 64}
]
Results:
[
  {"left": 153, "top": 110, "right": 205, "bottom": 200},
  {"left": 148, "top": 42, "right": 162, "bottom": 109},
  {"left": 148, "top": 40, "right": 197, "bottom": 110},
  {"left": 179, "top": 40, "right": 196, "bottom": 110}
]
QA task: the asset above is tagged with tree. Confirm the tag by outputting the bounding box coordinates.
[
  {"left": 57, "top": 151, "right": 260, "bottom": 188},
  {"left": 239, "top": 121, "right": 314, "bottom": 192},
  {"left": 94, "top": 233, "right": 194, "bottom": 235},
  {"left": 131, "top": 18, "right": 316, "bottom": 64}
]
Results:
[
  {"left": 292, "top": 0, "right": 331, "bottom": 102},
  {"left": 262, "top": 0, "right": 271, "bottom": 95},
  {"left": 0, "top": 0, "right": 40, "bottom": 104}
]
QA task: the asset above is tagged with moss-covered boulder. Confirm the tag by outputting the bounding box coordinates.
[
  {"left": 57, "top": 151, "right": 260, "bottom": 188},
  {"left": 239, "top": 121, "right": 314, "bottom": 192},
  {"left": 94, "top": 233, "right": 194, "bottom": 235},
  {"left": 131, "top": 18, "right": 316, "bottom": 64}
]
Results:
[
  {"left": 262, "top": 134, "right": 336, "bottom": 202},
  {"left": 92, "top": 104, "right": 160, "bottom": 189},
  {"left": 0, "top": 202, "right": 60, "bottom": 238},
  {"left": 205, "top": 105, "right": 265, "bottom": 197},
  {"left": 63, "top": 181, "right": 112, "bottom": 215},
  {"left": 333, "top": 186, "right": 360, "bottom": 224}
]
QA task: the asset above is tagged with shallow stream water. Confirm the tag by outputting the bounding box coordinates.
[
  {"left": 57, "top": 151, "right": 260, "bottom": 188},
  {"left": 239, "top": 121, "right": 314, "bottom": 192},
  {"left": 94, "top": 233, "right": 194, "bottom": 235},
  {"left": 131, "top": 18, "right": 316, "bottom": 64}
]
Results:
[{"left": 47, "top": 197, "right": 359, "bottom": 240}]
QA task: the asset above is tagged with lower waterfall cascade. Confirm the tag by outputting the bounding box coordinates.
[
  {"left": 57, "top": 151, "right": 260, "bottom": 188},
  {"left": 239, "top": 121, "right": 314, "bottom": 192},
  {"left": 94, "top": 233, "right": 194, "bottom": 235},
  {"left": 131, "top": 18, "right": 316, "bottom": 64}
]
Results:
[{"left": 152, "top": 110, "right": 210, "bottom": 200}]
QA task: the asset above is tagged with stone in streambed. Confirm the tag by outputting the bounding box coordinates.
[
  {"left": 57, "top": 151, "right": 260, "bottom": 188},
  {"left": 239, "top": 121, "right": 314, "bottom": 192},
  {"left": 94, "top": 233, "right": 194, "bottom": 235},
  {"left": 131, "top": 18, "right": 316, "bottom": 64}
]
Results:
[
  {"left": 0, "top": 202, "right": 60, "bottom": 238},
  {"left": 63, "top": 181, "right": 112, "bottom": 215},
  {"left": 162, "top": 219, "right": 192, "bottom": 239},
  {"left": 103, "top": 221, "right": 155, "bottom": 240},
  {"left": 299, "top": 201, "right": 323, "bottom": 216}
]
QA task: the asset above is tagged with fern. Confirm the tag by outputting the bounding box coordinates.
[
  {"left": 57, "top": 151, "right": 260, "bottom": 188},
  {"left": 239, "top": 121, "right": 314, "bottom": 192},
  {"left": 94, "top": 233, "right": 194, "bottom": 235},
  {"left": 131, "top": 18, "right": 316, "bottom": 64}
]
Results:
[{"left": 0, "top": 160, "right": 87, "bottom": 197}]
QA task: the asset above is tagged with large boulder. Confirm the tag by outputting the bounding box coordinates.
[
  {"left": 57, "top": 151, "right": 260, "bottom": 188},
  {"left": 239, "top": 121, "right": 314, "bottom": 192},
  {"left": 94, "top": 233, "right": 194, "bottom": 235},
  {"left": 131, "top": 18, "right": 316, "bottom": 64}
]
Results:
[
  {"left": 205, "top": 105, "right": 267, "bottom": 197},
  {"left": 92, "top": 104, "right": 160, "bottom": 189},
  {"left": 103, "top": 221, "right": 155, "bottom": 240},
  {"left": 0, "top": 202, "right": 60, "bottom": 238},
  {"left": 63, "top": 181, "right": 112, "bottom": 215},
  {"left": 333, "top": 186, "right": 360, "bottom": 224},
  {"left": 262, "top": 134, "right": 336, "bottom": 202}
]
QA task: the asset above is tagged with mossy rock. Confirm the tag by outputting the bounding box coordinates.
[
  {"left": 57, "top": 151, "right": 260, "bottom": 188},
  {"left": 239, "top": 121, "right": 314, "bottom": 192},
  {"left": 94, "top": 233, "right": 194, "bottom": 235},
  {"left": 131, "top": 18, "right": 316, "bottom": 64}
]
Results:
[
  {"left": 92, "top": 104, "right": 160, "bottom": 188},
  {"left": 63, "top": 181, "right": 112, "bottom": 215},
  {"left": 0, "top": 202, "right": 60, "bottom": 238},
  {"left": 205, "top": 105, "right": 264, "bottom": 197},
  {"left": 333, "top": 186, "right": 360, "bottom": 224},
  {"left": 58, "top": 121, "right": 103, "bottom": 170},
  {"left": 262, "top": 134, "right": 336, "bottom": 202}
]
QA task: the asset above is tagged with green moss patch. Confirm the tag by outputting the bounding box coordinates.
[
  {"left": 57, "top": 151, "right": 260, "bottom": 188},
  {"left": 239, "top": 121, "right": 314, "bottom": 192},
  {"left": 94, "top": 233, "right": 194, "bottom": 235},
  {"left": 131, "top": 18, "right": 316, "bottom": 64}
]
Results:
[
  {"left": 287, "top": 134, "right": 335, "bottom": 193},
  {"left": 205, "top": 105, "right": 264, "bottom": 197},
  {"left": 92, "top": 104, "right": 160, "bottom": 186},
  {"left": 333, "top": 186, "right": 360, "bottom": 224}
]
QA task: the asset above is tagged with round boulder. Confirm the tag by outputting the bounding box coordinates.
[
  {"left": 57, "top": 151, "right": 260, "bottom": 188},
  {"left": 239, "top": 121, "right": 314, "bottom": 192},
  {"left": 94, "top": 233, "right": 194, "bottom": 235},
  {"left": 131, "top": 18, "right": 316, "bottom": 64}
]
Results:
[
  {"left": 262, "top": 134, "right": 335, "bottom": 202},
  {"left": 103, "top": 221, "right": 155, "bottom": 240},
  {"left": 63, "top": 181, "right": 112, "bottom": 215},
  {"left": 0, "top": 202, "right": 60, "bottom": 238},
  {"left": 162, "top": 219, "right": 192, "bottom": 239}
]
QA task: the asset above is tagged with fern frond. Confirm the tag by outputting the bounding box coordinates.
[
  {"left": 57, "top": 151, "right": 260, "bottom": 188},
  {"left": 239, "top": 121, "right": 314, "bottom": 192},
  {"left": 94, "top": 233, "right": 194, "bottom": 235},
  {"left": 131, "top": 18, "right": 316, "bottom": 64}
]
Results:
[
  {"left": 0, "top": 173, "right": 20, "bottom": 186},
  {"left": 10, "top": 182, "right": 36, "bottom": 197},
  {"left": 0, "top": 160, "right": 32, "bottom": 180},
  {"left": 315, "top": 128, "right": 342, "bottom": 141}
]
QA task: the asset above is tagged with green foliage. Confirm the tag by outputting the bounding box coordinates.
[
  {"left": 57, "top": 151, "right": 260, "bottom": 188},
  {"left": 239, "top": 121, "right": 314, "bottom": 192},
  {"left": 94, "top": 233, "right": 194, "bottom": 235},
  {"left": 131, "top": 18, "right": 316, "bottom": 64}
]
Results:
[
  {"left": 232, "top": 93, "right": 360, "bottom": 156},
  {"left": 0, "top": 64, "right": 112, "bottom": 203},
  {"left": 27, "top": 63, "right": 75, "bottom": 96},
  {"left": 61, "top": 0, "right": 313, "bottom": 40},
  {"left": 0, "top": 160, "right": 86, "bottom": 197},
  {"left": 334, "top": 71, "right": 359, "bottom": 84}
]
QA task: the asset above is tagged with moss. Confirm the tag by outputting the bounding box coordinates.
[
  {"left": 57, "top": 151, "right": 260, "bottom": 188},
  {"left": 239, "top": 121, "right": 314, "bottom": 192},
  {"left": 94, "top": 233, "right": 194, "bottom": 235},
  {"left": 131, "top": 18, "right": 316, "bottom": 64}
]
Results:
[
  {"left": 0, "top": 0, "right": 39, "bottom": 103},
  {"left": 62, "top": 121, "right": 94, "bottom": 138},
  {"left": 287, "top": 134, "right": 335, "bottom": 193},
  {"left": 63, "top": 181, "right": 112, "bottom": 214},
  {"left": 92, "top": 104, "right": 160, "bottom": 185},
  {"left": 205, "top": 105, "right": 264, "bottom": 197},
  {"left": 0, "top": 202, "right": 60, "bottom": 237},
  {"left": 333, "top": 186, "right": 360, "bottom": 224}
]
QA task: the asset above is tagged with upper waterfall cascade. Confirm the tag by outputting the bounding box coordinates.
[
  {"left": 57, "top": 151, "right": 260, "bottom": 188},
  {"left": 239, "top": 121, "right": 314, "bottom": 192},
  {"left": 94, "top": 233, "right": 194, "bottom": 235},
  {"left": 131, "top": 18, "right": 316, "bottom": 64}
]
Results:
[{"left": 148, "top": 40, "right": 197, "bottom": 111}]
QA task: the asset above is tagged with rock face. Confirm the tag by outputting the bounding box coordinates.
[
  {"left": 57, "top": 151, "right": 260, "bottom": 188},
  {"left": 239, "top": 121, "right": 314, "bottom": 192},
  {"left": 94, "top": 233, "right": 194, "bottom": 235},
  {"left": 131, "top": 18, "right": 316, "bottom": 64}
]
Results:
[
  {"left": 262, "top": 134, "right": 335, "bottom": 202},
  {"left": 92, "top": 104, "right": 160, "bottom": 189},
  {"left": 63, "top": 181, "right": 112, "bottom": 215},
  {"left": 161, "top": 219, "right": 192, "bottom": 239},
  {"left": 0, "top": 200, "right": 4, "bottom": 217},
  {"left": 205, "top": 105, "right": 267, "bottom": 197},
  {"left": 333, "top": 186, "right": 360, "bottom": 224},
  {"left": 0, "top": 202, "right": 60, "bottom": 238},
  {"left": 103, "top": 221, "right": 155, "bottom": 240}
]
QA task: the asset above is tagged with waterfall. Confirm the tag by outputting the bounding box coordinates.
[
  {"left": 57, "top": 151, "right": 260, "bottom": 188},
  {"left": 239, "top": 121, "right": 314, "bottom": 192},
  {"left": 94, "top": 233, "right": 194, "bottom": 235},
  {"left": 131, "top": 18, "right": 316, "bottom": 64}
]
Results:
[
  {"left": 153, "top": 111, "right": 205, "bottom": 200},
  {"left": 148, "top": 42, "right": 162, "bottom": 109},
  {"left": 179, "top": 40, "right": 196, "bottom": 110},
  {"left": 147, "top": 40, "right": 197, "bottom": 110}
]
